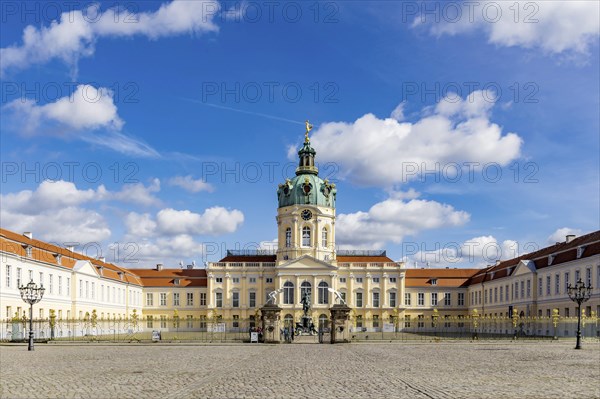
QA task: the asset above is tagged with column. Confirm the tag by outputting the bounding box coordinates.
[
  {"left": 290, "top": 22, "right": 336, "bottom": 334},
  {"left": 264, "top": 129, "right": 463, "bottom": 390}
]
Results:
[
  {"left": 382, "top": 273, "right": 388, "bottom": 308},
  {"left": 348, "top": 272, "right": 355, "bottom": 307},
  {"left": 241, "top": 268, "right": 247, "bottom": 309}
]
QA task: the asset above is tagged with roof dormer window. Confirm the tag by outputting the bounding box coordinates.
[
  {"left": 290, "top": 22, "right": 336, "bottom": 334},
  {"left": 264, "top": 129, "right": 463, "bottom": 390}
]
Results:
[
  {"left": 577, "top": 246, "right": 586, "bottom": 259},
  {"left": 548, "top": 254, "right": 555, "bottom": 266},
  {"left": 54, "top": 254, "right": 62, "bottom": 265},
  {"left": 174, "top": 279, "right": 180, "bottom": 285},
  {"left": 23, "top": 245, "right": 32, "bottom": 257},
  {"left": 431, "top": 279, "right": 437, "bottom": 286}
]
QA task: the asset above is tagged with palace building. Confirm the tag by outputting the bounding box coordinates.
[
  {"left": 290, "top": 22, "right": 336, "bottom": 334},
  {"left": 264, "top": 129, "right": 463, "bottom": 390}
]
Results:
[{"left": 0, "top": 129, "right": 599, "bottom": 339}]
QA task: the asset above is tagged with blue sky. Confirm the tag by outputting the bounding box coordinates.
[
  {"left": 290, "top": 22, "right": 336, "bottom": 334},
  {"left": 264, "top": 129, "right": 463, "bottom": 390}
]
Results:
[{"left": 1, "top": 1, "right": 598, "bottom": 268}]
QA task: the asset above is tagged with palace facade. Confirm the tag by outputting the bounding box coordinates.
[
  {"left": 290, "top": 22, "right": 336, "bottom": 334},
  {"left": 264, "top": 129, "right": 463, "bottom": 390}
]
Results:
[{"left": 1, "top": 131, "right": 599, "bottom": 339}]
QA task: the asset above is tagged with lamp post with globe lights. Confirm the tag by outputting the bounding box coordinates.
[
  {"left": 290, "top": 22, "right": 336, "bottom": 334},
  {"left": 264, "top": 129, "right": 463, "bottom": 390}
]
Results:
[
  {"left": 567, "top": 279, "right": 592, "bottom": 350},
  {"left": 19, "top": 280, "right": 45, "bottom": 351}
]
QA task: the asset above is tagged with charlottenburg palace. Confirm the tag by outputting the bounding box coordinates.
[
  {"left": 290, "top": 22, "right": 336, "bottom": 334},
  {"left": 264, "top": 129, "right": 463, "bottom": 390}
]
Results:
[{"left": 1, "top": 132, "right": 599, "bottom": 340}]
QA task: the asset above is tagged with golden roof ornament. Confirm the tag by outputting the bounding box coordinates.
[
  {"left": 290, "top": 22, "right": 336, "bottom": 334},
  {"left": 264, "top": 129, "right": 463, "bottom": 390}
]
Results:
[{"left": 305, "top": 120, "right": 313, "bottom": 143}]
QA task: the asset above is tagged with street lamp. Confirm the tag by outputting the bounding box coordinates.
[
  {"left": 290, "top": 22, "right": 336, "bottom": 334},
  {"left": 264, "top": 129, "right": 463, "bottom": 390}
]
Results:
[
  {"left": 18, "top": 280, "right": 45, "bottom": 351},
  {"left": 567, "top": 278, "right": 592, "bottom": 350}
]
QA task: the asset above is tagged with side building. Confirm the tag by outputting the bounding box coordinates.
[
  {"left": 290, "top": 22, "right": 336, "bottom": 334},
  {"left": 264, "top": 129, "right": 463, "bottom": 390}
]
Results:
[{"left": 0, "top": 228, "right": 143, "bottom": 339}]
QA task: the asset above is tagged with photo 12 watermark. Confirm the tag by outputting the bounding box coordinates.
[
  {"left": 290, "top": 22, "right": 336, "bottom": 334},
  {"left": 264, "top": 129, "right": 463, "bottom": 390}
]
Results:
[
  {"left": 200, "top": 81, "right": 340, "bottom": 104},
  {"left": 401, "top": 1, "right": 539, "bottom": 24},
  {"left": 400, "top": 81, "right": 539, "bottom": 104},
  {"left": 1, "top": 161, "right": 140, "bottom": 184},
  {"left": 1, "top": 81, "right": 140, "bottom": 104}
]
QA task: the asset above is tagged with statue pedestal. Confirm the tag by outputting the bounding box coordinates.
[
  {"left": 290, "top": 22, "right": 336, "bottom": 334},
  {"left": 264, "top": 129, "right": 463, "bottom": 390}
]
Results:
[
  {"left": 260, "top": 304, "right": 282, "bottom": 343},
  {"left": 330, "top": 304, "right": 352, "bottom": 344}
]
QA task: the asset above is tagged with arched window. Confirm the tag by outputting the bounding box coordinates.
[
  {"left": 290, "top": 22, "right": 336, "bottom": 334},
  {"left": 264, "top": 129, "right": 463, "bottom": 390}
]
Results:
[
  {"left": 285, "top": 228, "right": 292, "bottom": 247},
  {"left": 302, "top": 226, "right": 311, "bottom": 247},
  {"left": 318, "top": 281, "right": 329, "bottom": 304},
  {"left": 319, "top": 314, "right": 329, "bottom": 330},
  {"left": 300, "top": 281, "right": 312, "bottom": 301},
  {"left": 283, "top": 281, "right": 294, "bottom": 305},
  {"left": 321, "top": 227, "right": 328, "bottom": 248}
]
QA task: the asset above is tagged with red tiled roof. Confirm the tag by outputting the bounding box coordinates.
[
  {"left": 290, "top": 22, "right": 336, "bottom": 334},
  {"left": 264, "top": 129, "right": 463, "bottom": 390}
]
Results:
[
  {"left": 405, "top": 268, "right": 480, "bottom": 288},
  {"left": 0, "top": 228, "right": 142, "bottom": 286},
  {"left": 131, "top": 269, "right": 207, "bottom": 278},
  {"left": 129, "top": 268, "right": 207, "bottom": 288},
  {"left": 469, "top": 230, "right": 600, "bottom": 284}
]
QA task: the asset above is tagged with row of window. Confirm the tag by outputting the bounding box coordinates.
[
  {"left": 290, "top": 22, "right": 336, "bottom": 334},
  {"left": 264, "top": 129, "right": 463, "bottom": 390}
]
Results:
[
  {"left": 471, "top": 267, "right": 596, "bottom": 306},
  {"left": 146, "top": 315, "right": 214, "bottom": 329},
  {"left": 212, "top": 276, "right": 400, "bottom": 284},
  {"left": 4, "top": 306, "right": 129, "bottom": 321},
  {"left": 284, "top": 226, "right": 329, "bottom": 248},
  {"left": 5, "top": 266, "right": 71, "bottom": 297},
  {"left": 214, "top": 277, "right": 274, "bottom": 284},
  {"left": 538, "top": 306, "right": 598, "bottom": 318},
  {"left": 403, "top": 292, "right": 465, "bottom": 307},
  {"left": 210, "top": 290, "right": 465, "bottom": 308},
  {"left": 4, "top": 265, "right": 140, "bottom": 305},
  {"left": 338, "top": 277, "right": 398, "bottom": 283},
  {"left": 146, "top": 292, "right": 208, "bottom": 307},
  {"left": 539, "top": 269, "right": 593, "bottom": 297}
]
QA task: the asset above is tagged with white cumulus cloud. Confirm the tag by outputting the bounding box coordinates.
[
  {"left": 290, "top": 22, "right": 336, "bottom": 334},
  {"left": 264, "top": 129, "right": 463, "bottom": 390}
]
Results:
[
  {"left": 414, "top": 1, "right": 599, "bottom": 56},
  {"left": 120, "top": 205, "right": 245, "bottom": 266},
  {"left": 547, "top": 227, "right": 583, "bottom": 244},
  {"left": 310, "top": 90, "right": 522, "bottom": 187},
  {"left": 0, "top": 204, "right": 111, "bottom": 244},
  {"left": 2, "top": 84, "right": 159, "bottom": 158},
  {"left": 1, "top": 0, "right": 220, "bottom": 76},
  {"left": 412, "top": 235, "right": 520, "bottom": 268},
  {"left": 168, "top": 175, "right": 214, "bottom": 193},
  {"left": 156, "top": 207, "right": 244, "bottom": 236},
  {"left": 336, "top": 193, "right": 470, "bottom": 249}
]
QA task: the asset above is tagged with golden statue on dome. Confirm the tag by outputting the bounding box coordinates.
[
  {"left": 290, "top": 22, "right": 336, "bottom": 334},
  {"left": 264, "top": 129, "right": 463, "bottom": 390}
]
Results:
[{"left": 305, "top": 120, "right": 313, "bottom": 143}]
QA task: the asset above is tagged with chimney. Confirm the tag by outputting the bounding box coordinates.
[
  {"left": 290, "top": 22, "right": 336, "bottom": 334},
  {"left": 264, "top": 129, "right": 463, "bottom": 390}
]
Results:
[
  {"left": 495, "top": 259, "right": 501, "bottom": 266},
  {"left": 156, "top": 263, "right": 163, "bottom": 271},
  {"left": 98, "top": 256, "right": 106, "bottom": 263},
  {"left": 23, "top": 232, "right": 32, "bottom": 239},
  {"left": 565, "top": 234, "right": 576, "bottom": 243},
  {"left": 187, "top": 264, "right": 193, "bottom": 269},
  {"left": 66, "top": 245, "right": 75, "bottom": 252}
]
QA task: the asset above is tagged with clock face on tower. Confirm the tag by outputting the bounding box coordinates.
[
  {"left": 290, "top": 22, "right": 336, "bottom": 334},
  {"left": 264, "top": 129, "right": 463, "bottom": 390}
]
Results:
[{"left": 301, "top": 209, "right": 313, "bottom": 220}]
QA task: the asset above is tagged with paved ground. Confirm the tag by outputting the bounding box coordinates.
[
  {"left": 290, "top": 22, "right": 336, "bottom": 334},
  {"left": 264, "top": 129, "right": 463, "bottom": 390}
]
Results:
[{"left": 1, "top": 341, "right": 599, "bottom": 399}]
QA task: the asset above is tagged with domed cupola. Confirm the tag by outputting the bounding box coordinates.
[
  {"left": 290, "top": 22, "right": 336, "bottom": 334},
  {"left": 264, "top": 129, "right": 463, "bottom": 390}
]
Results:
[
  {"left": 277, "top": 121, "right": 336, "bottom": 209},
  {"left": 297, "top": 138, "right": 318, "bottom": 175}
]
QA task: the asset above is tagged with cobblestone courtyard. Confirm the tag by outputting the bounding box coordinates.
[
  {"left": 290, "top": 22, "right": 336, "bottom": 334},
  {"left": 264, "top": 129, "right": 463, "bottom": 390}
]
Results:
[{"left": 1, "top": 342, "right": 599, "bottom": 399}]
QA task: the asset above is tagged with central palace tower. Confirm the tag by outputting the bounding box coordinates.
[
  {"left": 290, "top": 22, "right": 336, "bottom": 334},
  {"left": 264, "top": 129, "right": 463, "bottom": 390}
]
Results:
[{"left": 275, "top": 122, "right": 337, "bottom": 264}]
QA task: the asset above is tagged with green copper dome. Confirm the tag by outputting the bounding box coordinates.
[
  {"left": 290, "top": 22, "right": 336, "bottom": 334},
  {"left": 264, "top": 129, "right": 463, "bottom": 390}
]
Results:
[{"left": 277, "top": 134, "right": 336, "bottom": 209}]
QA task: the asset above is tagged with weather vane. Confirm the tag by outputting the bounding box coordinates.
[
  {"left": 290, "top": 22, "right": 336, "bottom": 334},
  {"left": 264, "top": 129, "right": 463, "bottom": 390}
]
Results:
[{"left": 305, "top": 120, "right": 313, "bottom": 142}]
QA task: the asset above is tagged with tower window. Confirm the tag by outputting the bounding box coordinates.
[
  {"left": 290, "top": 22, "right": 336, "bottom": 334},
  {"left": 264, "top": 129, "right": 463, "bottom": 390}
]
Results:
[
  {"left": 302, "top": 226, "right": 311, "bottom": 247},
  {"left": 322, "top": 227, "right": 328, "bottom": 248},
  {"left": 285, "top": 228, "right": 292, "bottom": 248}
]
